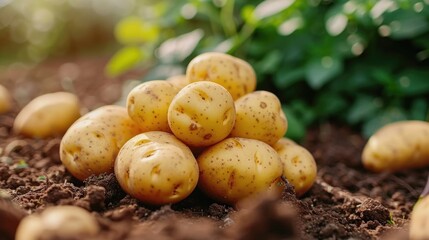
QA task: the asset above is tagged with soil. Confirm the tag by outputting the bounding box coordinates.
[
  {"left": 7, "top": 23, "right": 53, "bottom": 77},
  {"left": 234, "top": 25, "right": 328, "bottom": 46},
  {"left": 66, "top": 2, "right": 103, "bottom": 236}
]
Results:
[{"left": 0, "top": 57, "right": 427, "bottom": 240}]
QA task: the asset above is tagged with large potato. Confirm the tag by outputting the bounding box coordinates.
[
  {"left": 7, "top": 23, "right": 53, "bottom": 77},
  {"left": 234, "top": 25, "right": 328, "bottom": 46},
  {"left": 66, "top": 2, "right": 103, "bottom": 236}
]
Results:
[
  {"left": 13, "top": 92, "right": 81, "bottom": 138},
  {"left": 60, "top": 105, "right": 141, "bottom": 180},
  {"left": 273, "top": 138, "right": 317, "bottom": 197},
  {"left": 15, "top": 205, "right": 99, "bottom": 240},
  {"left": 186, "top": 52, "right": 256, "bottom": 100},
  {"left": 197, "top": 137, "right": 283, "bottom": 205},
  {"left": 230, "top": 91, "right": 288, "bottom": 146},
  {"left": 0, "top": 84, "right": 12, "bottom": 114},
  {"left": 362, "top": 120, "right": 429, "bottom": 172},
  {"left": 168, "top": 81, "right": 236, "bottom": 147},
  {"left": 127, "top": 80, "right": 180, "bottom": 132},
  {"left": 115, "top": 131, "right": 199, "bottom": 205}
]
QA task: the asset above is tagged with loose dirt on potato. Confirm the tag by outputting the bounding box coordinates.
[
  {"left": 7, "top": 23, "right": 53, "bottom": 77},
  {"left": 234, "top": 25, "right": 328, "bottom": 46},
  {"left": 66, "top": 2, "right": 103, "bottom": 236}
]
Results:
[{"left": 0, "top": 57, "right": 427, "bottom": 240}]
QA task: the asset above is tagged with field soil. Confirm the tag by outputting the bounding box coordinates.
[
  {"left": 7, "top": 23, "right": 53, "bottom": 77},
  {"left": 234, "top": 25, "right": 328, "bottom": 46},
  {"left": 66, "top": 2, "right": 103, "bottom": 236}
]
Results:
[{"left": 0, "top": 57, "right": 427, "bottom": 240}]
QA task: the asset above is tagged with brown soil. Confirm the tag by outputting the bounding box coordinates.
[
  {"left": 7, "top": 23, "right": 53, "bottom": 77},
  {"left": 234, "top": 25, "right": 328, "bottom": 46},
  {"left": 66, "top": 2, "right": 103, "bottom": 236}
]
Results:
[{"left": 0, "top": 57, "right": 427, "bottom": 240}]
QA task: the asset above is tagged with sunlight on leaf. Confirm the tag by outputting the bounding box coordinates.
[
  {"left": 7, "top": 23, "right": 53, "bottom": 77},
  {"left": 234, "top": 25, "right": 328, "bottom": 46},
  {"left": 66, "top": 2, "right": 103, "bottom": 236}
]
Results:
[
  {"left": 114, "top": 16, "right": 159, "bottom": 44},
  {"left": 106, "top": 46, "right": 145, "bottom": 77},
  {"left": 254, "top": 0, "right": 295, "bottom": 20},
  {"left": 306, "top": 56, "right": 342, "bottom": 89},
  {"left": 326, "top": 14, "right": 348, "bottom": 36},
  {"left": 156, "top": 29, "right": 204, "bottom": 64}
]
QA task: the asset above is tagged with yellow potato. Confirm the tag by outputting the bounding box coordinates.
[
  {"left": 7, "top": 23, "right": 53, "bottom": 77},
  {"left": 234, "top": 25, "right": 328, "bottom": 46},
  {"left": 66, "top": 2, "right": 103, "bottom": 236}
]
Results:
[
  {"left": 15, "top": 205, "right": 99, "bottom": 240},
  {"left": 197, "top": 137, "right": 283, "bottom": 205},
  {"left": 60, "top": 105, "right": 141, "bottom": 180},
  {"left": 230, "top": 91, "right": 288, "bottom": 146},
  {"left": 13, "top": 92, "right": 81, "bottom": 138},
  {"left": 362, "top": 120, "right": 429, "bottom": 172},
  {"left": 186, "top": 52, "right": 256, "bottom": 100},
  {"left": 168, "top": 81, "right": 236, "bottom": 147},
  {"left": 166, "top": 75, "right": 189, "bottom": 89},
  {"left": 0, "top": 84, "right": 12, "bottom": 114},
  {"left": 273, "top": 138, "right": 317, "bottom": 197},
  {"left": 127, "top": 80, "right": 180, "bottom": 132},
  {"left": 409, "top": 196, "right": 429, "bottom": 240},
  {"left": 115, "top": 131, "right": 199, "bottom": 205}
]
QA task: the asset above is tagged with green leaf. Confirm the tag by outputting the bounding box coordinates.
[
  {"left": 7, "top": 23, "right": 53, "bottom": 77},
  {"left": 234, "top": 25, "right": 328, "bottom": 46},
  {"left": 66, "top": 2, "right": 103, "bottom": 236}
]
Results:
[
  {"left": 347, "top": 96, "right": 382, "bottom": 125},
  {"left": 114, "top": 16, "right": 160, "bottom": 44},
  {"left": 106, "top": 47, "right": 145, "bottom": 77},
  {"left": 305, "top": 56, "right": 342, "bottom": 89},
  {"left": 383, "top": 10, "right": 429, "bottom": 39},
  {"left": 395, "top": 69, "right": 429, "bottom": 96},
  {"left": 362, "top": 107, "right": 408, "bottom": 138},
  {"left": 255, "top": 51, "right": 282, "bottom": 74},
  {"left": 273, "top": 67, "right": 305, "bottom": 90},
  {"left": 410, "top": 98, "right": 428, "bottom": 121},
  {"left": 283, "top": 106, "right": 306, "bottom": 141},
  {"left": 315, "top": 93, "right": 347, "bottom": 119}
]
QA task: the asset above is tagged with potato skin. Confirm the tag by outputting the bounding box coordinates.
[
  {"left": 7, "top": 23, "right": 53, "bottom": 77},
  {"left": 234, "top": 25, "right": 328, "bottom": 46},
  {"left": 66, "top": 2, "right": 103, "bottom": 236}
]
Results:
[
  {"left": 13, "top": 92, "right": 81, "bottom": 138},
  {"left": 127, "top": 80, "right": 180, "bottom": 132},
  {"left": 15, "top": 206, "right": 99, "bottom": 240},
  {"left": 273, "top": 138, "right": 317, "bottom": 197},
  {"left": 60, "top": 105, "right": 141, "bottom": 180},
  {"left": 230, "top": 91, "right": 288, "bottom": 146},
  {"left": 166, "top": 75, "right": 189, "bottom": 89},
  {"left": 362, "top": 120, "right": 429, "bottom": 172},
  {"left": 168, "top": 81, "right": 236, "bottom": 147},
  {"left": 114, "top": 131, "right": 199, "bottom": 205},
  {"left": 197, "top": 137, "right": 283, "bottom": 205},
  {"left": 186, "top": 52, "right": 256, "bottom": 100},
  {"left": 0, "top": 84, "right": 12, "bottom": 114},
  {"left": 409, "top": 196, "right": 429, "bottom": 240}
]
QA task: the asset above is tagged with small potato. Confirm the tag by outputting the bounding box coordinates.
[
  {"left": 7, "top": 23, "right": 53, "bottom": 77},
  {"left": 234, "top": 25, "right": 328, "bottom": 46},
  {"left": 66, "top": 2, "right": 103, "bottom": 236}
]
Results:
[
  {"left": 13, "top": 92, "right": 81, "bottom": 138},
  {"left": 410, "top": 196, "right": 429, "bottom": 240},
  {"left": 168, "top": 81, "right": 236, "bottom": 147},
  {"left": 0, "top": 84, "right": 12, "bottom": 114},
  {"left": 273, "top": 138, "right": 317, "bottom": 197},
  {"left": 197, "top": 137, "right": 283, "bottom": 205},
  {"left": 230, "top": 91, "right": 288, "bottom": 146},
  {"left": 115, "top": 131, "right": 199, "bottom": 205},
  {"left": 362, "top": 120, "right": 429, "bottom": 172},
  {"left": 60, "top": 105, "right": 141, "bottom": 180},
  {"left": 15, "top": 205, "right": 99, "bottom": 240},
  {"left": 166, "top": 75, "right": 189, "bottom": 89},
  {"left": 127, "top": 80, "right": 180, "bottom": 132},
  {"left": 186, "top": 52, "right": 256, "bottom": 100}
]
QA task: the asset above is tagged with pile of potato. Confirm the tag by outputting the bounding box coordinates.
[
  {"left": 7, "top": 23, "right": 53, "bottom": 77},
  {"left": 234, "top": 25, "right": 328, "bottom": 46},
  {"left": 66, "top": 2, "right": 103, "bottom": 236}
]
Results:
[
  {"left": 58, "top": 52, "right": 317, "bottom": 205},
  {"left": 6, "top": 52, "right": 316, "bottom": 206}
]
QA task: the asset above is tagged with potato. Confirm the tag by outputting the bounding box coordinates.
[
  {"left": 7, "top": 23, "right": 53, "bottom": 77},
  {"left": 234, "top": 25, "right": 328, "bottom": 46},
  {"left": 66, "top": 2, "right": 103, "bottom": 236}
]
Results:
[
  {"left": 0, "top": 84, "right": 12, "bottom": 114},
  {"left": 60, "top": 105, "right": 141, "bottom": 180},
  {"left": 273, "top": 138, "right": 317, "bottom": 197},
  {"left": 230, "top": 91, "right": 288, "bottom": 146},
  {"left": 127, "top": 80, "right": 180, "bottom": 132},
  {"left": 168, "top": 81, "right": 236, "bottom": 147},
  {"left": 115, "top": 131, "right": 199, "bottom": 205},
  {"left": 186, "top": 52, "right": 256, "bottom": 100},
  {"left": 362, "top": 120, "right": 429, "bottom": 172},
  {"left": 166, "top": 75, "right": 189, "bottom": 89},
  {"left": 409, "top": 196, "right": 429, "bottom": 240},
  {"left": 197, "top": 137, "right": 283, "bottom": 205},
  {"left": 15, "top": 205, "right": 99, "bottom": 240},
  {"left": 13, "top": 92, "right": 81, "bottom": 138}
]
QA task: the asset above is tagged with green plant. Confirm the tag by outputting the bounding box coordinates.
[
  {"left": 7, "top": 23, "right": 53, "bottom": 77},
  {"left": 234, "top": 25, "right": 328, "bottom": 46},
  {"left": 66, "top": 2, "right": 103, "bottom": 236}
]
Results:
[{"left": 108, "top": 0, "right": 429, "bottom": 140}]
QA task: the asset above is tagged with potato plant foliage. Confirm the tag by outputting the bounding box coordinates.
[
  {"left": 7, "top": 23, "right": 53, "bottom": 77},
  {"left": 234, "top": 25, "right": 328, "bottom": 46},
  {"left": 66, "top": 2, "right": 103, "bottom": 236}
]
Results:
[{"left": 108, "top": 0, "right": 429, "bottom": 140}]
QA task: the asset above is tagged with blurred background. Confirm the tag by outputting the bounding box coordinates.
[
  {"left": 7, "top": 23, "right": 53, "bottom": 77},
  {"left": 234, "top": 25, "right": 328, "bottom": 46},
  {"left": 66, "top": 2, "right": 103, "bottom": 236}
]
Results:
[{"left": 1, "top": 0, "right": 429, "bottom": 140}]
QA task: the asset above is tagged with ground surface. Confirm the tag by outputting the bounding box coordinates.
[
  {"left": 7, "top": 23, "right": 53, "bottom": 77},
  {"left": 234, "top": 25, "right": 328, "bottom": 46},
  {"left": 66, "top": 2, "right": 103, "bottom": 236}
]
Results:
[{"left": 0, "top": 57, "right": 427, "bottom": 240}]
